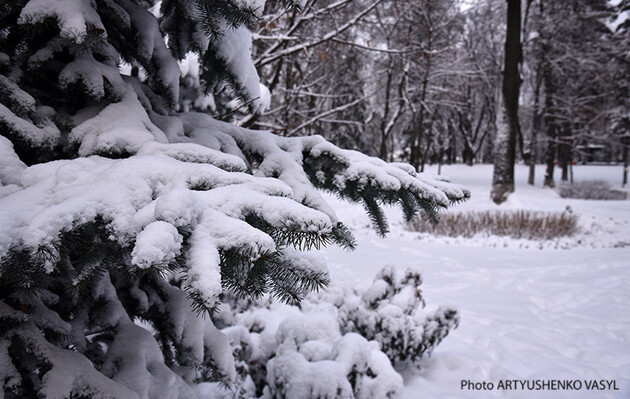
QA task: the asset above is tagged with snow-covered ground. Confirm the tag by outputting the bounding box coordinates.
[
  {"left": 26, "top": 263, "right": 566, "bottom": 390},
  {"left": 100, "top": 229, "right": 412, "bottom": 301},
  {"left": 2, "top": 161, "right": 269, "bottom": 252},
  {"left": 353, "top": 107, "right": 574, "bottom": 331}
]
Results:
[{"left": 324, "top": 164, "right": 630, "bottom": 398}]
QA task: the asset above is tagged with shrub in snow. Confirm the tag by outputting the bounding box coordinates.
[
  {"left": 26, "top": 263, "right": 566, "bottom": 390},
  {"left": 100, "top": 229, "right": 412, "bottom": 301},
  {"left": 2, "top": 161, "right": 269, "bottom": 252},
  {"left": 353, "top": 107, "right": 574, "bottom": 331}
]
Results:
[
  {"left": 213, "top": 266, "right": 456, "bottom": 397},
  {"left": 408, "top": 210, "right": 580, "bottom": 240},
  {"left": 0, "top": 0, "right": 468, "bottom": 397},
  {"left": 558, "top": 180, "right": 628, "bottom": 200},
  {"left": 264, "top": 331, "right": 402, "bottom": 399},
  {"left": 216, "top": 301, "right": 404, "bottom": 399},
  {"left": 335, "top": 266, "right": 459, "bottom": 369}
]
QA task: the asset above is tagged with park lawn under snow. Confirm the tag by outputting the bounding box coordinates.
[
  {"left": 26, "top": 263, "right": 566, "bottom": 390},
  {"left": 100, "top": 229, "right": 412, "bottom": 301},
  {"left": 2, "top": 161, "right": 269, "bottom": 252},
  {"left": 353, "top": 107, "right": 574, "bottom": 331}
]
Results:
[
  {"left": 198, "top": 164, "right": 630, "bottom": 399},
  {"left": 323, "top": 164, "right": 630, "bottom": 398}
]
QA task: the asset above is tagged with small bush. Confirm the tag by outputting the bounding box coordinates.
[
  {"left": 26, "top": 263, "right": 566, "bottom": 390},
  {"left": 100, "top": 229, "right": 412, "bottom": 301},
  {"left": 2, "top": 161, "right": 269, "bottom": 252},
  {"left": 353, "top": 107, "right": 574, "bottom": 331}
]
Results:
[
  {"left": 337, "top": 266, "right": 459, "bottom": 369},
  {"left": 408, "top": 210, "right": 579, "bottom": 240},
  {"left": 557, "top": 180, "right": 628, "bottom": 200},
  {"left": 212, "top": 266, "right": 457, "bottom": 397}
]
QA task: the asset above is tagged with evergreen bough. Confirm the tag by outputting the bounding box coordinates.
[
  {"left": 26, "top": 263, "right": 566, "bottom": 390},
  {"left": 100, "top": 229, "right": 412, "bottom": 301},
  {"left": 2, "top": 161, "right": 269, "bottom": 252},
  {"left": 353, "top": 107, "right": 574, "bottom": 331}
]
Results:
[{"left": 0, "top": 0, "right": 469, "bottom": 397}]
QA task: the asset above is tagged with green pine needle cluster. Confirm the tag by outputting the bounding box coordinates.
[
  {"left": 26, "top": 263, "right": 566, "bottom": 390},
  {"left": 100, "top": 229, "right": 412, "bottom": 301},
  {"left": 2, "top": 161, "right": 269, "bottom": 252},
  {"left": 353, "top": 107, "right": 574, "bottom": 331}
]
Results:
[{"left": 302, "top": 150, "right": 466, "bottom": 237}]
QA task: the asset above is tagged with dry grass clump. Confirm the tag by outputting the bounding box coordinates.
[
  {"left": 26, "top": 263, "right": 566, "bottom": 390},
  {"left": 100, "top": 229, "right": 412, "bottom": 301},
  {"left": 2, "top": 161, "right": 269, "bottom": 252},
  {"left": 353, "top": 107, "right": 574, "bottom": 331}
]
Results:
[
  {"left": 408, "top": 210, "right": 579, "bottom": 240},
  {"left": 558, "top": 180, "right": 628, "bottom": 200}
]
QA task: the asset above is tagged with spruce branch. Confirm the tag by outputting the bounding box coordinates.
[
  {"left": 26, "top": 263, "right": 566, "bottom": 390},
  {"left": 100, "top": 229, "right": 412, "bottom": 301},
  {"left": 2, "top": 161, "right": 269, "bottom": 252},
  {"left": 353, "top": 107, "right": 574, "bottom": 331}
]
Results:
[
  {"left": 0, "top": 248, "right": 46, "bottom": 294},
  {"left": 219, "top": 249, "right": 270, "bottom": 301},
  {"left": 195, "top": 0, "right": 260, "bottom": 38},
  {"left": 360, "top": 192, "right": 389, "bottom": 237},
  {"left": 331, "top": 223, "right": 356, "bottom": 250}
]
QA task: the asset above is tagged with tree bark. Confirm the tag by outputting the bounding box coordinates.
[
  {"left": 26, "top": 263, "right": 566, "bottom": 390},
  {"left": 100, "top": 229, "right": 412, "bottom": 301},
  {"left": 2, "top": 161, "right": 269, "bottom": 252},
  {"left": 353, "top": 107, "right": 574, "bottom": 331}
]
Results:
[
  {"left": 411, "top": 14, "right": 433, "bottom": 171},
  {"left": 412, "top": 67, "right": 430, "bottom": 171},
  {"left": 528, "top": 70, "right": 542, "bottom": 185},
  {"left": 542, "top": 62, "right": 556, "bottom": 188},
  {"left": 623, "top": 136, "right": 629, "bottom": 187},
  {"left": 491, "top": 0, "right": 521, "bottom": 204},
  {"left": 463, "top": 146, "right": 474, "bottom": 166},
  {"left": 558, "top": 125, "right": 571, "bottom": 181},
  {"left": 379, "top": 66, "right": 394, "bottom": 161}
]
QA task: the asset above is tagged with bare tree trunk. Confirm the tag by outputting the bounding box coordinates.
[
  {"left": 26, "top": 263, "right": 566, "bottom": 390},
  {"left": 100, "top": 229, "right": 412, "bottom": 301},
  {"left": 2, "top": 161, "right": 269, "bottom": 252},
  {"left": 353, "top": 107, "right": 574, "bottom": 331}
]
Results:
[
  {"left": 379, "top": 64, "right": 394, "bottom": 161},
  {"left": 543, "top": 141, "right": 556, "bottom": 187},
  {"left": 463, "top": 146, "right": 474, "bottom": 166},
  {"left": 491, "top": 0, "right": 521, "bottom": 204},
  {"left": 411, "top": 16, "right": 433, "bottom": 171},
  {"left": 421, "top": 138, "right": 433, "bottom": 173},
  {"left": 542, "top": 67, "right": 556, "bottom": 188},
  {"left": 412, "top": 68, "right": 430, "bottom": 170},
  {"left": 449, "top": 123, "right": 456, "bottom": 164},
  {"left": 528, "top": 67, "right": 542, "bottom": 185},
  {"left": 623, "top": 136, "right": 629, "bottom": 187},
  {"left": 527, "top": 134, "right": 537, "bottom": 184},
  {"left": 379, "top": 137, "right": 388, "bottom": 160},
  {"left": 558, "top": 126, "right": 571, "bottom": 181}
]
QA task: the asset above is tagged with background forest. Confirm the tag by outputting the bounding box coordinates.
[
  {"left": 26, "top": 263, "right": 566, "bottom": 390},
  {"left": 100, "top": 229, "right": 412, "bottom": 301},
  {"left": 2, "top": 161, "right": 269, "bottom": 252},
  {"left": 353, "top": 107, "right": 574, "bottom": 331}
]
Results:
[{"left": 195, "top": 0, "right": 630, "bottom": 189}]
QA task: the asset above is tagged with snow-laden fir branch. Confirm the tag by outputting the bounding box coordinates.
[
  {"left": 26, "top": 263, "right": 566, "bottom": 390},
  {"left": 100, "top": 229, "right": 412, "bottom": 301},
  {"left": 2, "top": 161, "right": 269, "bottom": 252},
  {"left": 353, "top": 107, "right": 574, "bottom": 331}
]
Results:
[{"left": 0, "top": 0, "right": 469, "bottom": 397}]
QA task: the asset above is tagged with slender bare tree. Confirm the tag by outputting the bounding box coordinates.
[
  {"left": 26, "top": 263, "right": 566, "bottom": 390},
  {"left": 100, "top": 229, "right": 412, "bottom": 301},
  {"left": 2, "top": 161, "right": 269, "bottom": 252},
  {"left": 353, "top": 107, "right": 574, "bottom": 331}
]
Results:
[{"left": 491, "top": 0, "right": 522, "bottom": 204}]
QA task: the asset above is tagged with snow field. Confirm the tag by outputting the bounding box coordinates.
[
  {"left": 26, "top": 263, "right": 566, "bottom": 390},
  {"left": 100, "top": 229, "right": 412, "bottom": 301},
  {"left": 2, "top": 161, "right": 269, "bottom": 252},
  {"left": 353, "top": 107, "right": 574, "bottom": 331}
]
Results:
[{"left": 324, "top": 164, "right": 630, "bottom": 398}]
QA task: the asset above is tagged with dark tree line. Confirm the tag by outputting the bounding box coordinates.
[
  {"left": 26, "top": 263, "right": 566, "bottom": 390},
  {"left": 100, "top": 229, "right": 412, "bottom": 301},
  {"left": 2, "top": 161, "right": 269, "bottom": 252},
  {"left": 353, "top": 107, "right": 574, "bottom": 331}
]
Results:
[{"left": 213, "top": 0, "right": 630, "bottom": 194}]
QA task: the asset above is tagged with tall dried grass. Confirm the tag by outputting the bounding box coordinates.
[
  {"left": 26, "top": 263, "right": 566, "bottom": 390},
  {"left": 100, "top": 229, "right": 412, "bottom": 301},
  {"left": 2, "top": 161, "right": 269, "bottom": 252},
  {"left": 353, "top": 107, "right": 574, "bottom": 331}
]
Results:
[{"left": 408, "top": 210, "right": 579, "bottom": 240}]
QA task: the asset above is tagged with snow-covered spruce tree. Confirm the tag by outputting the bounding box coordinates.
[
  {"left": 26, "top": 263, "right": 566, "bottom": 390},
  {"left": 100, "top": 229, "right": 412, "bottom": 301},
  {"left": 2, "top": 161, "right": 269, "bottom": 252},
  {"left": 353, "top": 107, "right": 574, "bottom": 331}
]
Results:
[{"left": 0, "top": 0, "right": 469, "bottom": 398}]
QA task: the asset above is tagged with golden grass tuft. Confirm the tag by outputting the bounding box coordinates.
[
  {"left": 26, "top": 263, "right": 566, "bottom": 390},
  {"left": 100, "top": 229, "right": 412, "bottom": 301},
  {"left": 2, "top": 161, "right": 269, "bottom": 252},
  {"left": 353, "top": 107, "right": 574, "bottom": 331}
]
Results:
[{"left": 408, "top": 210, "right": 579, "bottom": 240}]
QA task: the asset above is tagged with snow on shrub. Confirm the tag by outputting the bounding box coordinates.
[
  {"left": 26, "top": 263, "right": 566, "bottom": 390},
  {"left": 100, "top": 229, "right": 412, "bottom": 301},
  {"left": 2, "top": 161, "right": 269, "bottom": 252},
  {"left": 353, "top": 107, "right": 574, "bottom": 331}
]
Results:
[
  {"left": 212, "top": 266, "right": 456, "bottom": 398},
  {"left": 336, "top": 266, "right": 459, "bottom": 369},
  {"left": 265, "top": 331, "right": 403, "bottom": 399},
  {"left": 218, "top": 303, "right": 405, "bottom": 399},
  {"left": 558, "top": 180, "right": 628, "bottom": 200}
]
